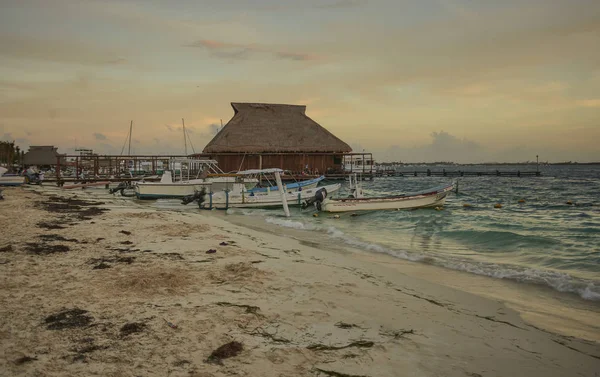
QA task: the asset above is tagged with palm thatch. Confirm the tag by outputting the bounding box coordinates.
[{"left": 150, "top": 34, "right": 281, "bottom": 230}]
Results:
[
  {"left": 23, "top": 146, "right": 66, "bottom": 166},
  {"left": 203, "top": 103, "right": 352, "bottom": 153}
]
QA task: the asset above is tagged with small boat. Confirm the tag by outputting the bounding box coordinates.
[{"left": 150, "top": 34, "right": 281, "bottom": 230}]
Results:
[
  {"left": 135, "top": 170, "right": 213, "bottom": 199},
  {"left": 0, "top": 167, "right": 25, "bottom": 186},
  {"left": 134, "top": 159, "right": 238, "bottom": 199},
  {"left": 182, "top": 168, "right": 341, "bottom": 209},
  {"left": 310, "top": 175, "right": 455, "bottom": 213},
  {"left": 237, "top": 169, "right": 324, "bottom": 193}
]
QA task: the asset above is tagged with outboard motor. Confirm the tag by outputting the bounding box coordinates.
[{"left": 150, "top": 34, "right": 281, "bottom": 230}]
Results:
[
  {"left": 181, "top": 187, "right": 206, "bottom": 207},
  {"left": 302, "top": 188, "right": 328, "bottom": 211},
  {"left": 109, "top": 182, "right": 128, "bottom": 194},
  {"left": 24, "top": 170, "right": 41, "bottom": 185},
  {"left": 109, "top": 182, "right": 135, "bottom": 196}
]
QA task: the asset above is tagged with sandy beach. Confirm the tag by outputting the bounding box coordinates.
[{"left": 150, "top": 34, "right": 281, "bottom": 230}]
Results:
[{"left": 1, "top": 186, "right": 599, "bottom": 377}]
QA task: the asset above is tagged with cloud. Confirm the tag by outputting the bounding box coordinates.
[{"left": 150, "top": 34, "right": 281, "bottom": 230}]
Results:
[
  {"left": 577, "top": 99, "right": 600, "bottom": 108},
  {"left": 378, "top": 131, "right": 486, "bottom": 163},
  {"left": 93, "top": 133, "right": 107, "bottom": 140},
  {"left": 93, "top": 143, "right": 120, "bottom": 154},
  {"left": 15, "top": 137, "right": 30, "bottom": 145},
  {"left": 104, "top": 58, "right": 127, "bottom": 65},
  {"left": 165, "top": 124, "right": 176, "bottom": 132},
  {"left": 275, "top": 51, "right": 318, "bottom": 61},
  {"left": 0, "top": 34, "right": 127, "bottom": 66},
  {"left": 316, "top": 0, "right": 364, "bottom": 9},
  {"left": 373, "top": 128, "right": 600, "bottom": 163},
  {"left": 185, "top": 39, "right": 318, "bottom": 61},
  {"left": 208, "top": 123, "right": 220, "bottom": 135}
]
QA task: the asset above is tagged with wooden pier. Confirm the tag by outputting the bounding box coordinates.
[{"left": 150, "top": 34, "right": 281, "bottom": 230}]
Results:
[{"left": 39, "top": 154, "right": 541, "bottom": 187}]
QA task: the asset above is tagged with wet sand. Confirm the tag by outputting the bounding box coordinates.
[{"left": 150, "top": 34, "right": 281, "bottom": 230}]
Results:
[{"left": 1, "top": 186, "right": 599, "bottom": 376}]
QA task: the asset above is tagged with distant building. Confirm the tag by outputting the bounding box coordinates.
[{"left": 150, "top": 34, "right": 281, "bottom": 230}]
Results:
[
  {"left": 23, "top": 146, "right": 66, "bottom": 166},
  {"left": 200, "top": 102, "right": 352, "bottom": 173}
]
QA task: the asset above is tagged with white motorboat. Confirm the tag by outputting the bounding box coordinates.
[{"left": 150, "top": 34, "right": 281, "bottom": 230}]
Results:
[
  {"left": 199, "top": 182, "right": 342, "bottom": 209},
  {"left": 134, "top": 159, "right": 255, "bottom": 199},
  {"left": 182, "top": 168, "right": 341, "bottom": 209},
  {"left": 135, "top": 170, "right": 213, "bottom": 199},
  {"left": 0, "top": 167, "right": 24, "bottom": 186}
]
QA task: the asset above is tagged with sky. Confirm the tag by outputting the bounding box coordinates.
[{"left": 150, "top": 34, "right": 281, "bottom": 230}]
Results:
[{"left": 0, "top": 0, "right": 599, "bottom": 163}]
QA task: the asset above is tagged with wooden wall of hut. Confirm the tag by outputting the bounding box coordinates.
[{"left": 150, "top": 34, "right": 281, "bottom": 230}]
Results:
[{"left": 206, "top": 153, "right": 344, "bottom": 174}]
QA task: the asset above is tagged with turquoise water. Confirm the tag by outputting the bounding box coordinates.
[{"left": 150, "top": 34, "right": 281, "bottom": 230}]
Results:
[{"left": 228, "top": 164, "right": 600, "bottom": 301}]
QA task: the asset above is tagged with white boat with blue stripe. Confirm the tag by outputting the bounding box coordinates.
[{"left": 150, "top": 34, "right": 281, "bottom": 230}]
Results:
[{"left": 0, "top": 167, "right": 25, "bottom": 186}]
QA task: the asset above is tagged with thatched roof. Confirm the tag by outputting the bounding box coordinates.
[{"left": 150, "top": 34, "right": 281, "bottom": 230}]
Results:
[
  {"left": 23, "top": 146, "right": 66, "bottom": 166},
  {"left": 203, "top": 103, "right": 352, "bottom": 153}
]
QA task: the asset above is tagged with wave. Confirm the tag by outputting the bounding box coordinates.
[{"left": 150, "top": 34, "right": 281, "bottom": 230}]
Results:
[
  {"left": 439, "top": 230, "right": 559, "bottom": 251},
  {"left": 259, "top": 215, "right": 600, "bottom": 301},
  {"left": 265, "top": 217, "right": 316, "bottom": 231}
]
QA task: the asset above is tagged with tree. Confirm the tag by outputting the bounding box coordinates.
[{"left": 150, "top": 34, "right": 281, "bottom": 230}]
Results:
[{"left": 0, "top": 141, "right": 17, "bottom": 171}]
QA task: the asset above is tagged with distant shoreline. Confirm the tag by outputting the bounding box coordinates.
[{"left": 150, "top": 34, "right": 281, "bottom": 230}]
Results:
[{"left": 376, "top": 162, "right": 600, "bottom": 166}]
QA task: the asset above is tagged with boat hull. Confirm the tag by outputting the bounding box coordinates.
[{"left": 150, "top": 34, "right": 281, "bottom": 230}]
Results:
[
  {"left": 135, "top": 182, "right": 212, "bottom": 199},
  {"left": 321, "top": 184, "right": 454, "bottom": 213},
  {"left": 200, "top": 183, "right": 341, "bottom": 209},
  {"left": 0, "top": 176, "right": 25, "bottom": 186}
]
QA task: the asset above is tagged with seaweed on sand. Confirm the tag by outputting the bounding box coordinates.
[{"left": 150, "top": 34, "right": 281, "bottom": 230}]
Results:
[
  {"left": 45, "top": 308, "right": 92, "bottom": 330},
  {"left": 120, "top": 322, "right": 146, "bottom": 337},
  {"left": 307, "top": 340, "right": 374, "bottom": 351},
  {"left": 206, "top": 341, "right": 243, "bottom": 365},
  {"left": 25, "top": 242, "right": 70, "bottom": 255}
]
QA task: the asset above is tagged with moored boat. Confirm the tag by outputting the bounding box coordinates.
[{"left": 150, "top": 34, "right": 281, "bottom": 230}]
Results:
[
  {"left": 198, "top": 182, "right": 342, "bottom": 209},
  {"left": 247, "top": 173, "right": 325, "bottom": 193},
  {"left": 135, "top": 171, "right": 213, "bottom": 199},
  {"left": 311, "top": 176, "right": 455, "bottom": 213},
  {"left": 182, "top": 168, "right": 341, "bottom": 209},
  {"left": 234, "top": 169, "right": 324, "bottom": 193},
  {"left": 0, "top": 167, "right": 24, "bottom": 186}
]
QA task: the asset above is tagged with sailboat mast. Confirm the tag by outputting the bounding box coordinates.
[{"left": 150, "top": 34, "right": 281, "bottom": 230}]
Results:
[
  {"left": 182, "top": 118, "right": 187, "bottom": 156},
  {"left": 128, "top": 120, "right": 133, "bottom": 155}
]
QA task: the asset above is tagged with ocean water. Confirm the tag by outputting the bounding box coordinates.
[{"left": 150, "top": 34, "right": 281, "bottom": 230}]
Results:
[{"left": 226, "top": 164, "right": 600, "bottom": 301}]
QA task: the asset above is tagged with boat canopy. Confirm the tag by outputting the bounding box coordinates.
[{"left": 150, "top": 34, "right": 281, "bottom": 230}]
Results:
[{"left": 236, "top": 168, "right": 284, "bottom": 175}]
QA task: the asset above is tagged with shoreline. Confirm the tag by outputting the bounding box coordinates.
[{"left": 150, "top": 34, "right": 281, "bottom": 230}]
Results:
[
  {"left": 1, "top": 186, "right": 599, "bottom": 376},
  {"left": 218, "top": 209, "right": 600, "bottom": 343}
]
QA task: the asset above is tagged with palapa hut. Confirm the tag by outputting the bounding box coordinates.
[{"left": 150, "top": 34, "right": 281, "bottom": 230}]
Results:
[
  {"left": 200, "top": 103, "right": 352, "bottom": 173},
  {"left": 23, "top": 146, "right": 66, "bottom": 166}
]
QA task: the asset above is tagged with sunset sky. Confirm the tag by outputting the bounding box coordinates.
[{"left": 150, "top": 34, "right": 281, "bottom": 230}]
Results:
[{"left": 1, "top": 0, "right": 599, "bottom": 162}]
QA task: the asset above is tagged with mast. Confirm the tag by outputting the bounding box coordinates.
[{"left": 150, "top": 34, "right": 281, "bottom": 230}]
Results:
[
  {"left": 128, "top": 120, "right": 133, "bottom": 155},
  {"left": 182, "top": 118, "right": 187, "bottom": 156}
]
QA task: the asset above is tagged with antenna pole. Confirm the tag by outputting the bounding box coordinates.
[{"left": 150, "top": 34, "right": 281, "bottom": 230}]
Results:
[{"left": 182, "top": 118, "right": 187, "bottom": 155}]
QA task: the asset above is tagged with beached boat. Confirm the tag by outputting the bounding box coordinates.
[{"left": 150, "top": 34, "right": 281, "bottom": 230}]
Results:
[
  {"left": 0, "top": 167, "right": 24, "bottom": 186},
  {"left": 182, "top": 168, "right": 341, "bottom": 209},
  {"left": 199, "top": 182, "right": 341, "bottom": 209},
  {"left": 232, "top": 168, "right": 324, "bottom": 193},
  {"left": 135, "top": 171, "right": 213, "bottom": 199},
  {"left": 311, "top": 176, "right": 454, "bottom": 213},
  {"left": 244, "top": 171, "right": 325, "bottom": 193},
  {"left": 134, "top": 159, "right": 255, "bottom": 199}
]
